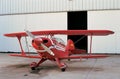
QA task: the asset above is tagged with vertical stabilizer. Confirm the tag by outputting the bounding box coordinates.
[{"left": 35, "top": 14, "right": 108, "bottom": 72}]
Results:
[{"left": 66, "top": 39, "right": 75, "bottom": 55}]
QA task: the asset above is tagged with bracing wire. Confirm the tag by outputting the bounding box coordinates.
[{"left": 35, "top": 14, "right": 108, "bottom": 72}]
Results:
[{"left": 74, "top": 36, "right": 86, "bottom": 45}]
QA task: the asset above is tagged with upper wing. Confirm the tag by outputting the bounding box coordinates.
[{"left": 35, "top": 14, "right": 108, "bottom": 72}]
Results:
[{"left": 4, "top": 30, "right": 114, "bottom": 37}]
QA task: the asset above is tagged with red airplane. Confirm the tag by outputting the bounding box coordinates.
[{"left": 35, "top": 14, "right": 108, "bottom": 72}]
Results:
[{"left": 4, "top": 30, "right": 114, "bottom": 71}]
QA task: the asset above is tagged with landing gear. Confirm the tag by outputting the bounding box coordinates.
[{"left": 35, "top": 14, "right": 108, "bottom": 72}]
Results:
[
  {"left": 29, "top": 58, "right": 67, "bottom": 72},
  {"left": 30, "top": 58, "right": 47, "bottom": 71},
  {"left": 31, "top": 67, "right": 36, "bottom": 70},
  {"left": 61, "top": 68, "right": 66, "bottom": 72},
  {"left": 55, "top": 58, "right": 67, "bottom": 72},
  {"left": 30, "top": 62, "right": 37, "bottom": 70},
  {"left": 68, "top": 59, "right": 70, "bottom": 61}
]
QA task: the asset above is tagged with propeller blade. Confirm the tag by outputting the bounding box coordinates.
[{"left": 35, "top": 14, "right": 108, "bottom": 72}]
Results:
[
  {"left": 25, "top": 30, "right": 54, "bottom": 56},
  {"left": 25, "top": 30, "right": 35, "bottom": 39},
  {"left": 36, "top": 49, "right": 46, "bottom": 52},
  {"left": 41, "top": 43, "right": 54, "bottom": 56}
]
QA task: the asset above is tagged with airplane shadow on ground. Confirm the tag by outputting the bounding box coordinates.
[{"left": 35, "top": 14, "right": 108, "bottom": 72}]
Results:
[
  {"left": 67, "top": 66, "right": 103, "bottom": 72},
  {"left": 3, "top": 59, "right": 103, "bottom": 76}
]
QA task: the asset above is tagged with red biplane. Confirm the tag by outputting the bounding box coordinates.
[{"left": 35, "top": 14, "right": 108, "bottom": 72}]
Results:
[{"left": 4, "top": 30, "right": 114, "bottom": 71}]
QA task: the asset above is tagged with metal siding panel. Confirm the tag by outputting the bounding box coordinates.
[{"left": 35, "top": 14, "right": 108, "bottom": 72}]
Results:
[
  {"left": 69, "top": 0, "right": 73, "bottom": 11},
  {"left": 114, "top": 0, "right": 119, "bottom": 9},
  {"left": 40, "top": 0, "right": 44, "bottom": 12},
  {"left": 73, "top": 0, "right": 83, "bottom": 11},
  {"left": 85, "top": 0, "right": 91, "bottom": 10},
  {"left": 0, "top": 0, "right": 120, "bottom": 15}
]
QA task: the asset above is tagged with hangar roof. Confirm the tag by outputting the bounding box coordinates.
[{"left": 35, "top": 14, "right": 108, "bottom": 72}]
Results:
[{"left": 0, "top": 0, "right": 120, "bottom": 15}]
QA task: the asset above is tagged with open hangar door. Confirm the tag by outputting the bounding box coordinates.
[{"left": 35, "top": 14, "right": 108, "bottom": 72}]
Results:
[
  {"left": 88, "top": 10, "right": 120, "bottom": 54},
  {"left": 67, "top": 11, "right": 88, "bottom": 52}
]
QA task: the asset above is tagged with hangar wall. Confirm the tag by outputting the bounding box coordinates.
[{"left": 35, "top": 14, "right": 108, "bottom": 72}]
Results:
[
  {"left": 0, "top": 10, "right": 120, "bottom": 53},
  {"left": 0, "top": 0, "right": 120, "bottom": 53},
  {"left": 88, "top": 10, "right": 120, "bottom": 53},
  {"left": 0, "top": 12, "right": 67, "bottom": 52}
]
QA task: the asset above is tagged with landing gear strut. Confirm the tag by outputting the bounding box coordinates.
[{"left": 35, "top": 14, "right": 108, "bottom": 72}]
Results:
[
  {"left": 30, "top": 62, "right": 37, "bottom": 70},
  {"left": 30, "top": 58, "right": 47, "bottom": 70},
  {"left": 55, "top": 58, "right": 67, "bottom": 72}
]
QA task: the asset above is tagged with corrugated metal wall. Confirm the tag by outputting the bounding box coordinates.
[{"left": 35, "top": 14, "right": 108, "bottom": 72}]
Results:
[{"left": 0, "top": 0, "right": 120, "bottom": 15}]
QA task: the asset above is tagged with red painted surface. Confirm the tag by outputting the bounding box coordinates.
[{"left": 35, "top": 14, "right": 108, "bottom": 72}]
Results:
[
  {"left": 4, "top": 30, "right": 114, "bottom": 71},
  {"left": 4, "top": 30, "right": 114, "bottom": 37}
]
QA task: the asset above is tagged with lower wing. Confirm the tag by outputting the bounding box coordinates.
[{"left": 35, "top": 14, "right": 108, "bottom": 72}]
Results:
[
  {"left": 9, "top": 54, "right": 41, "bottom": 58},
  {"left": 60, "top": 54, "right": 108, "bottom": 59}
]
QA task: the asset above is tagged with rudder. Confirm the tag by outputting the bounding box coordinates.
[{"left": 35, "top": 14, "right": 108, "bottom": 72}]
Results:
[{"left": 66, "top": 39, "right": 75, "bottom": 55}]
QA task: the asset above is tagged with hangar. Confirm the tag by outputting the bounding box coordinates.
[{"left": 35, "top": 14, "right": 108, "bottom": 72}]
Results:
[
  {"left": 0, "top": 0, "right": 120, "bottom": 53},
  {"left": 0, "top": 0, "right": 120, "bottom": 79}
]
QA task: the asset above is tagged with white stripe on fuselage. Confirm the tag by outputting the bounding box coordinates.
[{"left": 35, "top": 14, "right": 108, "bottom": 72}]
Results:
[{"left": 49, "top": 45, "right": 65, "bottom": 52}]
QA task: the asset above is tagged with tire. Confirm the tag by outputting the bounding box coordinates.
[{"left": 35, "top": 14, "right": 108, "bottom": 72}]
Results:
[
  {"left": 31, "top": 67, "right": 36, "bottom": 70},
  {"left": 61, "top": 68, "right": 66, "bottom": 72}
]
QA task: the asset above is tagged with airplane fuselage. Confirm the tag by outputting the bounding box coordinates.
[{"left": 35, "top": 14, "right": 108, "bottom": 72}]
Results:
[{"left": 31, "top": 36, "right": 68, "bottom": 60}]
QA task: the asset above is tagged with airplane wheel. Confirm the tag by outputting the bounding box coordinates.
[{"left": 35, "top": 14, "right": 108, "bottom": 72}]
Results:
[
  {"left": 30, "top": 62, "right": 37, "bottom": 70},
  {"left": 31, "top": 67, "right": 36, "bottom": 70},
  {"left": 61, "top": 68, "right": 66, "bottom": 72},
  {"left": 68, "top": 59, "right": 70, "bottom": 61}
]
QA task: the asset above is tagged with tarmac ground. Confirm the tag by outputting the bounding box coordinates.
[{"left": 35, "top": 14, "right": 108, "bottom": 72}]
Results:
[{"left": 0, "top": 53, "right": 120, "bottom": 79}]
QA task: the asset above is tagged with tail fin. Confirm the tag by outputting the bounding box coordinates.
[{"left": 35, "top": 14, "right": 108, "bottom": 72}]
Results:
[
  {"left": 65, "top": 39, "right": 86, "bottom": 55},
  {"left": 66, "top": 39, "right": 75, "bottom": 55}
]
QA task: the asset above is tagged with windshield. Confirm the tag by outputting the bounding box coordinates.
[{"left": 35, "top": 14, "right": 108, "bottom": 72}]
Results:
[{"left": 52, "top": 37, "right": 65, "bottom": 45}]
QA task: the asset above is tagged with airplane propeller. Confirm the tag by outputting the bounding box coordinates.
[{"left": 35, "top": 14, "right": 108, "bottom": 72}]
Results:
[
  {"left": 41, "top": 43, "right": 54, "bottom": 56},
  {"left": 25, "top": 30, "right": 35, "bottom": 39},
  {"left": 25, "top": 30, "right": 54, "bottom": 56}
]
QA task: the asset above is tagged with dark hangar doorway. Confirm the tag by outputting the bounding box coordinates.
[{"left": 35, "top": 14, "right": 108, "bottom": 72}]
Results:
[{"left": 67, "top": 11, "right": 88, "bottom": 52}]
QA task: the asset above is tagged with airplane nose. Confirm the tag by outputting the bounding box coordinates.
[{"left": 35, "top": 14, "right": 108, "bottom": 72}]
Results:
[{"left": 33, "top": 38, "right": 43, "bottom": 46}]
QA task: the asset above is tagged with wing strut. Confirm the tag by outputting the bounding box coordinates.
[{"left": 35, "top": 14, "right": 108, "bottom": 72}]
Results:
[
  {"left": 17, "top": 36, "right": 26, "bottom": 56},
  {"left": 89, "top": 35, "right": 93, "bottom": 54}
]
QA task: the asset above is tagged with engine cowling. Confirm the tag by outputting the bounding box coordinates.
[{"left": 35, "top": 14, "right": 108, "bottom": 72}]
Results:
[{"left": 32, "top": 37, "right": 52, "bottom": 50}]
